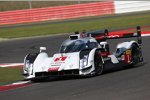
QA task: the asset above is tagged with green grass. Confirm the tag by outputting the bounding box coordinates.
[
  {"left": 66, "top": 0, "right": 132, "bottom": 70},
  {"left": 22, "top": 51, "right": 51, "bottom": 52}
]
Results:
[
  {"left": 0, "top": 12, "right": 150, "bottom": 39},
  {"left": 0, "top": 67, "right": 24, "bottom": 85}
]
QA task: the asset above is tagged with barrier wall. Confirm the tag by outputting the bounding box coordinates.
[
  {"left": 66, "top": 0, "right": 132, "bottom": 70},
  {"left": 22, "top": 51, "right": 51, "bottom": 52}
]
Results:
[
  {"left": 0, "top": 2, "right": 114, "bottom": 25},
  {"left": 0, "top": 1, "right": 150, "bottom": 25},
  {"left": 114, "top": 1, "right": 150, "bottom": 13}
]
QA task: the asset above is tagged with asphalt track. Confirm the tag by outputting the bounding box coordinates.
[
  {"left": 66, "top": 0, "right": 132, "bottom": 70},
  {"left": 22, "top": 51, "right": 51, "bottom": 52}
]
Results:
[
  {"left": 0, "top": 34, "right": 67, "bottom": 63},
  {"left": 0, "top": 33, "right": 150, "bottom": 100}
]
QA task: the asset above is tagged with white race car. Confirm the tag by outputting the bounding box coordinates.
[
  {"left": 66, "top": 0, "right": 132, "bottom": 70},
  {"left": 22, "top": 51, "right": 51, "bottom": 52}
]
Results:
[{"left": 23, "top": 26, "right": 143, "bottom": 80}]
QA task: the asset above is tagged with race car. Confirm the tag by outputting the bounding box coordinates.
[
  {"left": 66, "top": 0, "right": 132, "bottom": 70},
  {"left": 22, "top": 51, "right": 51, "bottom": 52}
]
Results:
[{"left": 23, "top": 26, "right": 143, "bottom": 79}]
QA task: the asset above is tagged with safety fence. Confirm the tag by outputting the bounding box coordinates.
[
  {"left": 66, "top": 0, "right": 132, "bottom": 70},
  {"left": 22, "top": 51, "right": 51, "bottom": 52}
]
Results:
[
  {"left": 0, "top": 2, "right": 114, "bottom": 25},
  {"left": 0, "top": 1, "right": 150, "bottom": 25}
]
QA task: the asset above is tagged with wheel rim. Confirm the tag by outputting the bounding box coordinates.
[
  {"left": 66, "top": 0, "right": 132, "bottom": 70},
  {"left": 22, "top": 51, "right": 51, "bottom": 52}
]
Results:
[{"left": 94, "top": 54, "right": 103, "bottom": 75}]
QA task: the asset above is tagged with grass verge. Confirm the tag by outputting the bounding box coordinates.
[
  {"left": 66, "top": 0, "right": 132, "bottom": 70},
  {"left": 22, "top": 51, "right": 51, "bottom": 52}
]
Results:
[
  {"left": 0, "top": 11, "right": 150, "bottom": 38},
  {"left": 0, "top": 67, "right": 24, "bottom": 85}
]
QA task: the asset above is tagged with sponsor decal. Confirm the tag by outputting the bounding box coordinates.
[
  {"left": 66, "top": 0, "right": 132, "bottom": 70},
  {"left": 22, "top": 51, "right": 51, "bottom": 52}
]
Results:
[
  {"left": 126, "top": 50, "right": 131, "bottom": 55},
  {"left": 125, "top": 50, "right": 131, "bottom": 63},
  {"left": 54, "top": 56, "right": 67, "bottom": 62},
  {"left": 48, "top": 67, "right": 59, "bottom": 72}
]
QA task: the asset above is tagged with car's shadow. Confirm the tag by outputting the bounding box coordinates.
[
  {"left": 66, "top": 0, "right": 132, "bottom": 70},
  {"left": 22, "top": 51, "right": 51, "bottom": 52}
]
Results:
[
  {"left": 30, "top": 62, "right": 147, "bottom": 83},
  {"left": 103, "top": 62, "right": 147, "bottom": 75}
]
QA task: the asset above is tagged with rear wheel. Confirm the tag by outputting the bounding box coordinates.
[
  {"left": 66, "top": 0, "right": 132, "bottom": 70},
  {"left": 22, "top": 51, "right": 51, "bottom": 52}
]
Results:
[{"left": 131, "top": 44, "right": 141, "bottom": 65}]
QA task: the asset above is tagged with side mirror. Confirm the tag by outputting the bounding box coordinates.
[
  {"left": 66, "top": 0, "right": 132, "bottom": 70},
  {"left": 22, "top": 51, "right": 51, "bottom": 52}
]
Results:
[
  {"left": 40, "top": 47, "right": 46, "bottom": 52},
  {"left": 100, "top": 42, "right": 110, "bottom": 52}
]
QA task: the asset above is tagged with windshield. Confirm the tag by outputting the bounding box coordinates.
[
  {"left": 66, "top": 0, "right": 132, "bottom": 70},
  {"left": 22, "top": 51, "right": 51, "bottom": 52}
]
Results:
[
  {"left": 60, "top": 39, "right": 99, "bottom": 53},
  {"left": 60, "top": 40, "right": 87, "bottom": 53}
]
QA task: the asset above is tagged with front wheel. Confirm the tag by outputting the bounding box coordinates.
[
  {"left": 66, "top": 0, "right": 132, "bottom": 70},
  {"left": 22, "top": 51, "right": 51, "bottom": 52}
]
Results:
[{"left": 94, "top": 51, "right": 104, "bottom": 76}]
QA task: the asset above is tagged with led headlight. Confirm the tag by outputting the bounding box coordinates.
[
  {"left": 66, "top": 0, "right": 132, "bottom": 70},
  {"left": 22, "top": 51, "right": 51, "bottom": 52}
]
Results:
[
  {"left": 24, "top": 60, "right": 33, "bottom": 75},
  {"left": 80, "top": 55, "right": 88, "bottom": 68}
]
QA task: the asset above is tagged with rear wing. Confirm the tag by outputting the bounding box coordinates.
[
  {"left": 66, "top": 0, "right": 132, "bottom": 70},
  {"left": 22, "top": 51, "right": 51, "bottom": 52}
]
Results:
[
  {"left": 86, "top": 26, "right": 142, "bottom": 45},
  {"left": 86, "top": 30, "right": 108, "bottom": 42}
]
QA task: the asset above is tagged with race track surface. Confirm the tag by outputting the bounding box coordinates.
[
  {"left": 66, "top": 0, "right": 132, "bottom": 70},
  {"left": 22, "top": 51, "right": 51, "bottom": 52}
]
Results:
[
  {"left": 0, "top": 34, "right": 150, "bottom": 100},
  {"left": 0, "top": 34, "right": 67, "bottom": 63}
]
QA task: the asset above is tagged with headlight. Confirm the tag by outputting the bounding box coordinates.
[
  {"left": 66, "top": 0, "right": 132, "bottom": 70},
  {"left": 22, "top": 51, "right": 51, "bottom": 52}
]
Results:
[
  {"left": 24, "top": 60, "right": 33, "bottom": 75},
  {"left": 80, "top": 55, "right": 88, "bottom": 68}
]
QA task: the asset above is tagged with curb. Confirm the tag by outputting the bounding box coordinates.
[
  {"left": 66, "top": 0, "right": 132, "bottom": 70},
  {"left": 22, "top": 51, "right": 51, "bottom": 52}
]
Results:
[
  {"left": 0, "top": 80, "right": 31, "bottom": 92},
  {"left": 0, "top": 63, "right": 23, "bottom": 68}
]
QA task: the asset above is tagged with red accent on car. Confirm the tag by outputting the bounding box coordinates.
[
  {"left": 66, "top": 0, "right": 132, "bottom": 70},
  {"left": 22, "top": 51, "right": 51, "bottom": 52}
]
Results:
[
  {"left": 124, "top": 54, "right": 131, "bottom": 63},
  {"left": 100, "top": 52, "right": 110, "bottom": 57},
  {"left": 54, "top": 56, "right": 67, "bottom": 62},
  {"left": 54, "top": 58, "right": 59, "bottom": 62},
  {"left": 61, "top": 56, "right": 67, "bottom": 61},
  {"left": 95, "top": 35, "right": 105, "bottom": 40},
  {"left": 48, "top": 67, "right": 59, "bottom": 72}
]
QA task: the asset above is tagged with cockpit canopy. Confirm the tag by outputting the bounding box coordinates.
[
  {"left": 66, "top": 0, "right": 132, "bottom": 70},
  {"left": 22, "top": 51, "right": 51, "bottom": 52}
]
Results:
[{"left": 60, "top": 38, "right": 99, "bottom": 53}]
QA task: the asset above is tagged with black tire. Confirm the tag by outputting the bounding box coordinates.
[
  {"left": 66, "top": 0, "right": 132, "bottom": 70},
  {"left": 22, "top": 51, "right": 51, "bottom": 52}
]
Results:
[
  {"left": 94, "top": 51, "right": 104, "bottom": 76},
  {"left": 82, "top": 50, "right": 104, "bottom": 78},
  {"left": 131, "top": 44, "right": 140, "bottom": 65}
]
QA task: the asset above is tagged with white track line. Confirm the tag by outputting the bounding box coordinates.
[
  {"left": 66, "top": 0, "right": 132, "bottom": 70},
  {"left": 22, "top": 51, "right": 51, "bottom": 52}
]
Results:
[
  {"left": 0, "top": 63, "right": 23, "bottom": 68},
  {"left": 142, "top": 34, "right": 150, "bottom": 37},
  {"left": 12, "top": 80, "right": 31, "bottom": 85}
]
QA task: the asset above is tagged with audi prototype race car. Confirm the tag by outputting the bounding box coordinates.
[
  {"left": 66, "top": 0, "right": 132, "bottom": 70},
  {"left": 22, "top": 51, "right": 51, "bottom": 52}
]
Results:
[{"left": 23, "top": 26, "right": 143, "bottom": 80}]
